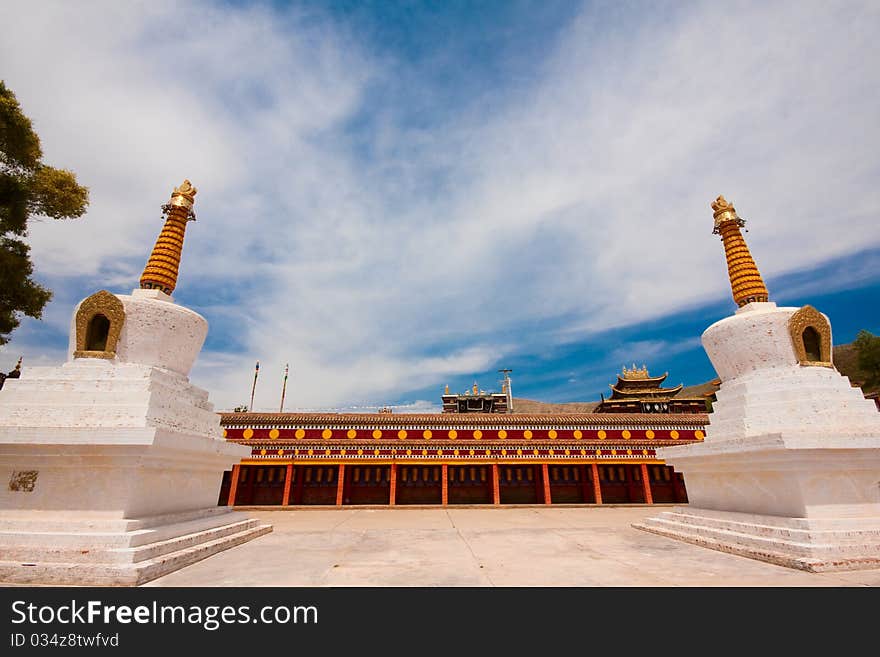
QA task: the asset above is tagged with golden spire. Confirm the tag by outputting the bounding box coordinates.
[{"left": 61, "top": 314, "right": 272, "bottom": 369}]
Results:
[
  {"left": 712, "top": 196, "right": 769, "bottom": 307},
  {"left": 444, "top": 384, "right": 450, "bottom": 395},
  {"left": 139, "top": 180, "right": 197, "bottom": 295}
]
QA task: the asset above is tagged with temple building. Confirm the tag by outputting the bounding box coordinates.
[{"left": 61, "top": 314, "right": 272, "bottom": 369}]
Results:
[
  {"left": 217, "top": 379, "right": 706, "bottom": 507},
  {"left": 596, "top": 365, "right": 707, "bottom": 414}
]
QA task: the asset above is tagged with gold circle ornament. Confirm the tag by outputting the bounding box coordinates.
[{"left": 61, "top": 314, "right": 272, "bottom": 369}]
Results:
[
  {"left": 670, "top": 430, "right": 679, "bottom": 440},
  {"left": 448, "top": 430, "right": 457, "bottom": 439},
  {"left": 325, "top": 449, "right": 330, "bottom": 455},
  {"left": 374, "top": 449, "right": 379, "bottom": 455},
  {"left": 398, "top": 430, "right": 407, "bottom": 440},
  {"left": 406, "top": 449, "right": 412, "bottom": 455},
  {"left": 243, "top": 428, "right": 253, "bottom": 440},
  {"left": 498, "top": 430, "right": 507, "bottom": 439},
  {"left": 469, "top": 449, "right": 475, "bottom": 456},
  {"left": 260, "top": 449, "right": 267, "bottom": 455},
  {"left": 277, "top": 449, "right": 283, "bottom": 455},
  {"left": 548, "top": 430, "right": 557, "bottom": 439},
  {"left": 423, "top": 430, "right": 432, "bottom": 439},
  {"left": 454, "top": 449, "right": 459, "bottom": 456},
  {"left": 358, "top": 449, "right": 364, "bottom": 455},
  {"left": 695, "top": 430, "right": 705, "bottom": 440},
  {"left": 269, "top": 429, "right": 279, "bottom": 440},
  {"left": 524, "top": 430, "right": 533, "bottom": 440},
  {"left": 347, "top": 429, "right": 357, "bottom": 439},
  {"left": 473, "top": 430, "right": 482, "bottom": 440},
  {"left": 295, "top": 429, "right": 305, "bottom": 439},
  {"left": 598, "top": 430, "right": 607, "bottom": 440},
  {"left": 222, "top": 429, "right": 228, "bottom": 438},
  {"left": 516, "top": 449, "right": 523, "bottom": 456},
  {"left": 322, "top": 429, "right": 332, "bottom": 440},
  {"left": 646, "top": 430, "right": 655, "bottom": 440},
  {"left": 574, "top": 430, "right": 582, "bottom": 440},
  {"left": 308, "top": 449, "right": 314, "bottom": 455},
  {"left": 622, "top": 430, "right": 631, "bottom": 439},
  {"left": 372, "top": 429, "right": 382, "bottom": 439}
]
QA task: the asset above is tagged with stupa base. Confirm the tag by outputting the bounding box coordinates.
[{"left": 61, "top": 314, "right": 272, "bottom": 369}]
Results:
[
  {"left": 634, "top": 507, "right": 880, "bottom": 572},
  {"left": 0, "top": 507, "right": 271, "bottom": 586}
]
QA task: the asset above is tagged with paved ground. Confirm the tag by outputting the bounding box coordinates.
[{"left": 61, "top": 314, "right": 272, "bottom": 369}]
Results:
[{"left": 145, "top": 506, "right": 880, "bottom": 587}]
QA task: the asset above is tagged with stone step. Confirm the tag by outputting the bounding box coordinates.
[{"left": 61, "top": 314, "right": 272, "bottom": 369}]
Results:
[
  {"left": 0, "top": 506, "right": 237, "bottom": 533},
  {"left": 0, "top": 523, "right": 272, "bottom": 586},
  {"left": 638, "top": 515, "right": 879, "bottom": 558},
  {"left": 652, "top": 511, "right": 876, "bottom": 544},
  {"left": 0, "top": 512, "right": 256, "bottom": 550},
  {"left": 0, "top": 519, "right": 261, "bottom": 564}
]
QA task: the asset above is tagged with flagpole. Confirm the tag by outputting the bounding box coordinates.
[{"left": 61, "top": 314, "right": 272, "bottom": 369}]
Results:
[
  {"left": 249, "top": 360, "right": 260, "bottom": 412},
  {"left": 279, "top": 363, "right": 289, "bottom": 413}
]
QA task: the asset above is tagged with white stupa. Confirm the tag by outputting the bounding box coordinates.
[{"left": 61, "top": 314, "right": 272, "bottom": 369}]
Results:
[
  {"left": 635, "top": 196, "right": 880, "bottom": 572},
  {"left": 0, "top": 180, "right": 270, "bottom": 585}
]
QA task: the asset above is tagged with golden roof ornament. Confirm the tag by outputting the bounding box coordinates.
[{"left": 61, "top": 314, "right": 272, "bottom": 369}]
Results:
[
  {"left": 139, "top": 180, "right": 198, "bottom": 295},
  {"left": 711, "top": 195, "right": 769, "bottom": 307},
  {"left": 622, "top": 364, "right": 650, "bottom": 379}
]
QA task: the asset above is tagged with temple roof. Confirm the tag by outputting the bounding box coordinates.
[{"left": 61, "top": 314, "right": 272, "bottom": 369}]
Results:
[{"left": 219, "top": 412, "right": 708, "bottom": 427}]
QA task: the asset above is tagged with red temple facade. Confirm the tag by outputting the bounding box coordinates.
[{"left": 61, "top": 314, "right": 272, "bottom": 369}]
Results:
[{"left": 218, "top": 409, "right": 706, "bottom": 508}]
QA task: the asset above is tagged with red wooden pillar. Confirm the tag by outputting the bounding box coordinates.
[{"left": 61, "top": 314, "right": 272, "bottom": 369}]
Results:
[
  {"left": 227, "top": 464, "right": 241, "bottom": 506},
  {"left": 336, "top": 464, "right": 345, "bottom": 506},
  {"left": 282, "top": 463, "right": 293, "bottom": 506},
  {"left": 389, "top": 463, "right": 397, "bottom": 506},
  {"left": 591, "top": 463, "right": 603, "bottom": 505},
  {"left": 542, "top": 463, "right": 552, "bottom": 505},
  {"left": 492, "top": 463, "right": 500, "bottom": 506},
  {"left": 441, "top": 464, "right": 449, "bottom": 507},
  {"left": 641, "top": 463, "right": 653, "bottom": 504}
]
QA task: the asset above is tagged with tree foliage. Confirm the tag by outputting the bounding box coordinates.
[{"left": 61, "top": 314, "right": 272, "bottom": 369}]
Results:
[
  {"left": 0, "top": 80, "right": 88, "bottom": 345},
  {"left": 853, "top": 329, "right": 880, "bottom": 389}
]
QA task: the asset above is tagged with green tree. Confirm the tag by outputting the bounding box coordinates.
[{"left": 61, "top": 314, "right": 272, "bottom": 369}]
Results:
[
  {"left": 853, "top": 329, "right": 880, "bottom": 390},
  {"left": 0, "top": 80, "right": 88, "bottom": 345}
]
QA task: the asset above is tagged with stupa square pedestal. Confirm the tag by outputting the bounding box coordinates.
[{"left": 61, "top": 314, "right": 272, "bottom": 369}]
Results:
[
  {"left": 0, "top": 359, "right": 271, "bottom": 586},
  {"left": 634, "top": 433, "right": 880, "bottom": 571}
]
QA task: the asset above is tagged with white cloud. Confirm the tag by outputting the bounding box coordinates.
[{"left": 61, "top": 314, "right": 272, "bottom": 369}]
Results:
[{"left": 2, "top": 1, "right": 879, "bottom": 407}]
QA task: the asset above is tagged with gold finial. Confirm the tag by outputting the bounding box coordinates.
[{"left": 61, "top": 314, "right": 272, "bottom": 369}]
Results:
[
  {"left": 472, "top": 382, "right": 479, "bottom": 396},
  {"left": 139, "top": 180, "right": 198, "bottom": 295},
  {"left": 444, "top": 384, "right": 450, "bottom": 395},
  {"left": 169, "top": 179, "right": 197, "bottom": 209},
  {"left": 14, "top": 357, "right": 22, "bottom": 371},
  {"left": 711, "top": 195, "right": 769, "bottom": 307},
  {"left": 622, "top": 363, "right": 650, "bottom": 379}
]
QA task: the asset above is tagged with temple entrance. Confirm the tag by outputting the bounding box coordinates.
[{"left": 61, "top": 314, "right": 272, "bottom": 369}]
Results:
[
  {"left": 548, "top": 465, "right": 595, "bottom": 504},
  {"left": 344, "top": 465, "right": 391, "bottom": 505},
  {"left": 395, "top": 465, "right": 442, "bottom": 505},
  {"left": 447, "top": 465, "right": 492, "bottom": 504},
  {"left": 597, "top": 465, "right": 645, "bottom": 504},
  {"left": 294, "top": 466, "right": 338, "bottom": 505},
  {"left": 499, "top": 465, "right": 543, "bottom": 504}
]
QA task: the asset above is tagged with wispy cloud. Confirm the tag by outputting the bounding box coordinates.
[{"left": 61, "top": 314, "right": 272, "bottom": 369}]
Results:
[{"left": 2, "top": 1, "right": 878, "bottom": 410}]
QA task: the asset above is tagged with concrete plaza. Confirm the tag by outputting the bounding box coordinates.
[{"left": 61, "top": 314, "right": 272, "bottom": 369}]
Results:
[{"left": 145, "top": 506, "right": 880, "bottom": 587}]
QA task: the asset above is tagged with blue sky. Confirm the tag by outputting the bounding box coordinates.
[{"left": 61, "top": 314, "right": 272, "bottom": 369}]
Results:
[{"left": 1, "top": 1, "right": 878, "bottom": 411}]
